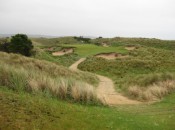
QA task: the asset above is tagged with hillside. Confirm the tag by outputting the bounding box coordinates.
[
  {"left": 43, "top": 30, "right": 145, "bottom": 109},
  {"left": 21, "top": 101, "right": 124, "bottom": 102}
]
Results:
[
  {"left": 0, "top": 52, "right": 99, "bottom": 103},
  {"left": 1, "top": 36, "right": 175, "bottom": 130}
]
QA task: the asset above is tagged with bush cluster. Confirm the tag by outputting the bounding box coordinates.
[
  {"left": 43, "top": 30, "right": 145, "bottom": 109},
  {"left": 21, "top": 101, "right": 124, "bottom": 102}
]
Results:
[{"left": 0, "top": 34, "right": 33, "bottom": 56}]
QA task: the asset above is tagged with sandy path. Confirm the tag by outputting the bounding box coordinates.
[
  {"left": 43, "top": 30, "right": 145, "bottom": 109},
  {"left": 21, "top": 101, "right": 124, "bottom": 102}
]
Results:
[
  {"left": 69, "top": 58, "right": 86, "bottom": 70},
  {"left": 69, "top": 58, "right": 140, "bottom": 105}
]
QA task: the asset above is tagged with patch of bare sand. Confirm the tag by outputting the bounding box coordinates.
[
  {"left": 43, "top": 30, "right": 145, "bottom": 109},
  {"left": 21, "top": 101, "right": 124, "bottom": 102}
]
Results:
[
  {"left": 125, "top": 46, "right": 136, "bottom": 51},
  {"left": 52, "top": 48, "right": 73, "bottom": 56},
  {"left": 96, "top": 75, "right": 140, "bottom": 105},
  {"left": 101, "top": 42, "right": 109, "bottom": 47},
  {"left": 69, "top": 58, "right": 140, "bottom": 106},
  {"left": 95, "top": 53, "right": 129, "bottom": 60}
]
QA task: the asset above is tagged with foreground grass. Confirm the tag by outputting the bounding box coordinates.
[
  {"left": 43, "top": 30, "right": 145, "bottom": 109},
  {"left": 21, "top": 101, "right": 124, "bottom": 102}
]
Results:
[{"left": 0, "top": 87, "right": 175, "bottom": 130}]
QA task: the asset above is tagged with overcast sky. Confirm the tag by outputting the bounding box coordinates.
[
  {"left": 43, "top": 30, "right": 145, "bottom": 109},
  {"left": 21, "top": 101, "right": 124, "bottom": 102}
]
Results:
[{"left": 0, "top": 0, "right": 175, "bottom": 39}]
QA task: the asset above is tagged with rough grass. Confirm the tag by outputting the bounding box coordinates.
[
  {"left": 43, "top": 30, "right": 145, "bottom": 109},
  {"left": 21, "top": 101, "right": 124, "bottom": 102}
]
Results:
[
  {"left": 33, "top": 47, "right": 80, "bottom": 67},
  {"left": 1, "top": 87, "right": 175, "bottom": 130},
  {"left": 0, "top": 52, "right": 99, "bottom": 104},
  {"left": 31, "top": 37, "right": 81, "bottom": 46},
  {"left": 78, "top": 47, "right": 175, "bottom": 100},
  {"left": 92, "top": 37, "right": 175, "bottom": 50},
  {"left": 128, "top": 80, "right": 175, "bottom": 101}
]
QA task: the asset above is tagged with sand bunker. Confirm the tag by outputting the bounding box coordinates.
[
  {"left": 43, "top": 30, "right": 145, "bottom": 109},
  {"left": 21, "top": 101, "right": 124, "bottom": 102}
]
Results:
[
  {"left": 125, "top": 45, "right": 139, "bottom": 51},
  {"left": 95, "top": 53, "right": 128, "bottom": 60},
  {"left": 101, "top": 42, "right": 109, "bottom": 47},
  {"left": 52, "top": 48, "right": 74, "bottom": 56}
]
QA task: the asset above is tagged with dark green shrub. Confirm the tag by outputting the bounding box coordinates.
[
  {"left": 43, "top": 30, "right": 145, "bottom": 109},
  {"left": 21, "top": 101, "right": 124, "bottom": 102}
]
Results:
[{"left": 0, "top": 34, "right": 33, "bottom": 56}]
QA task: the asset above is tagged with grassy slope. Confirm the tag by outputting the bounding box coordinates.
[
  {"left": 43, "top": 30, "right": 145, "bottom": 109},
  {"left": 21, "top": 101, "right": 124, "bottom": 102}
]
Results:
[
  {"left": 0, "top": 52, "right": 98, "bottom": 86},
  {"left": 31, "top": 37, "right": 79, "bottom": 46},
  {"left": 79, "top": 47, "right": 175, "bottom": 84},
  {"left": 92, "top": 37, "right": 175, "bottom": 50},
  {"left": 0, "top": 52, "right": 99, "bottom": 104},
  {"left": 1, "top": 37, "right": 175, "bottom": 129},
  {"left": 32, "top": 38, "right": 128, "bottom": 66},
  {"left": 0, "top": 87, "right": 175, "bottom": 130},
  {"left": 31, "top": 37, "right": 82, "bottom": 67},
  {"left": 33, "top": 47, "right": 80, "bottom": 67}
]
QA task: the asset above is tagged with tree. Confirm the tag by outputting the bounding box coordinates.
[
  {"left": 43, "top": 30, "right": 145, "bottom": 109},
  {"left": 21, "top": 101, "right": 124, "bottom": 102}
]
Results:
[
  {"left": 8, "top": 34, "right": 33, "bottom": 56},
  {"left": 74, "top": 36, "right": 91, "bottom": 43},
  {"left": 0, "top": 38, "right": 10, "bottom": 52}
]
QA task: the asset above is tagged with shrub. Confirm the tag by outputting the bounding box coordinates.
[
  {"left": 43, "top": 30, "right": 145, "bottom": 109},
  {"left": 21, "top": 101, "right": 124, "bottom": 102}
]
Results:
[{"left": 0, "top": 34, "right": 33, "bottom": 56}]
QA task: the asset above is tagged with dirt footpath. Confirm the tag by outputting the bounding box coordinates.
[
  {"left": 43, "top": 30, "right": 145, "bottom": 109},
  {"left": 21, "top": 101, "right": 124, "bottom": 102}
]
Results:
[{"left": 69, "top": 58, "right": 140, "bottom": 105}]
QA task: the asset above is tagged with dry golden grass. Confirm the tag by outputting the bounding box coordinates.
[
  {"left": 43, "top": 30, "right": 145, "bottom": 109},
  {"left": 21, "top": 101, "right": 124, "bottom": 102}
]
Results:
[
  {"left": 128, "top": 80, "right": 175, "bottom": 101},
  {"left": 0, "top": 52, "right": 99, "bottom": 103}
]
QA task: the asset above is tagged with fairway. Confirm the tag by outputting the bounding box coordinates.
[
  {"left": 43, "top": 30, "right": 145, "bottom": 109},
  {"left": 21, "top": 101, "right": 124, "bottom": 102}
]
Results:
[{"left": 62, "top": 44, "right": 128, "bottom": 57}]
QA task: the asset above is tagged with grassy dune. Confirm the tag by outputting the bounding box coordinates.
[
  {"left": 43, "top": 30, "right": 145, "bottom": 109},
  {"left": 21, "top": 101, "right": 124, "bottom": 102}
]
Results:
[
  {"left": 0, "top": 52, "right": 99, "bottom": 103},
  {"left": 1, "top": 37, "right": 175, "bottom": 129},
  {"left": 92, "top": 37, "right": 175, "bottom": 50},
  {"left": 33, "top": 41, "right": 127, "bottom": 66},
  {"left": 31, "top": 37, "right": 82, "bottom": 46},
  {"left": 79, "top": 46, "right": 175, "bottom": 101},
  {"left": 33, "top": 47, "right": 80, "bottom": 67}
]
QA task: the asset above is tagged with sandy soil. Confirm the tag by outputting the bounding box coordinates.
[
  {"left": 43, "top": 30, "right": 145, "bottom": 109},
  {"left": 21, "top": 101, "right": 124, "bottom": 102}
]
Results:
[
  {"left": 69, "top": 58, "right": 86, "bottom": 71},
  {"left": 125, "top": 46, "right": 136, "bottom": 51},
  {"left": 101, "top": 43, "right": 109, "bottom": 47},
  {"left": 96, "top": 75, "right": 140, "bottom": 105},
  {"left": 52, "top": 48, "right": 73, "bottom": 56},
  {"left": 69, "top": 58, "right": 140, "bottom": 105},
  {"left": 95, "top": 53, "right": 129, "bottom": 60}
]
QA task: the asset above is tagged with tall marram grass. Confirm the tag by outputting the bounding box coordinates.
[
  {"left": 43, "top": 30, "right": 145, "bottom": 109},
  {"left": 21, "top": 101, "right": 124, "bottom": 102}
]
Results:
[
  {"left": 128, "top": 79, "right": 175, "bottom": 101},
  {"left": 0, "top": 52, "right": 99, "bottom": 104}
]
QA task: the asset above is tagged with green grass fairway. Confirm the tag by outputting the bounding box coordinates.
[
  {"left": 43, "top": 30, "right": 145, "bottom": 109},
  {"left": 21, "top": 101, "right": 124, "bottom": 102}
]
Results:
[{"left": 62, "top": 44, "right": 128, "bottom": 57}]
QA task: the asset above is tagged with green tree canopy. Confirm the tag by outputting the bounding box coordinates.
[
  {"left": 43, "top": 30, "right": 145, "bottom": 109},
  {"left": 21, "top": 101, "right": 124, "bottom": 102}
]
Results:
[{"left": 9, "top": 34, "right": 33, "bottom": 56}]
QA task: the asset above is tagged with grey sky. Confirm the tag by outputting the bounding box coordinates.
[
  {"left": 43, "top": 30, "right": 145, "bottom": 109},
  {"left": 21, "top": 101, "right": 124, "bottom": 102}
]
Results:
[{"left": 0, "top": 0, "right": 175, "bottom": 39}]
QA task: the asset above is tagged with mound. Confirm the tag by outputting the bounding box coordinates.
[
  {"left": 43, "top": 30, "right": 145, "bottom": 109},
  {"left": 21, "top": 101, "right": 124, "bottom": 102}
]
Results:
[
  {"left": 0, "top": 52, "right": 99, "bottom": 103},
  {"left": 52, "top": 48, "right": 74, "bottom": 56},
  {"left": 95, "top": 53, "right": 128, "bottom": 60}
]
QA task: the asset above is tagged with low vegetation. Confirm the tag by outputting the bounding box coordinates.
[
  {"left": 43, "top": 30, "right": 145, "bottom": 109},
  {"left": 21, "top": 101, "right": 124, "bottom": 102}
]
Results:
[
  {"left": 33, "top": 43, "right": 127, "bottom": 66},
  {"left": 1, "top": 87, "right": 175, "bottom": 130},
  {"left": 32, "top": 36, "right": 82, "bottom": 46},
  {"left": 92, "top": 37, "right": 175, "bottom": 50},
  {"left": 79, "top": 46, "right": 175, "bottom": 101},
  {"left": 1, "top": 36, "right": 175, "bottom": 129},
  {"left": 0, "top": 52, "right": 99, "bottom": 104},
  {"left": 128, "top": 80, "right": 175, "bottom": 101},
  {"left": 33, "top": 47, "right": 80, "bottom": 67}
]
